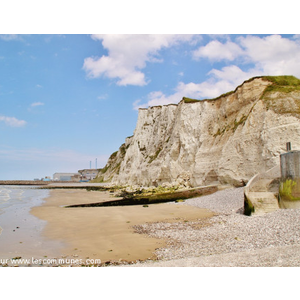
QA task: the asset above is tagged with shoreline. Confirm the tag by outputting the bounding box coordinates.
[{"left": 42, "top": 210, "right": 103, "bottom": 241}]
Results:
[
  {"left": 30, "top": 188, "right": 214, "bottom": 265},
  {"left": 0, "top": 186, "right": 64, "bottom": 263}
]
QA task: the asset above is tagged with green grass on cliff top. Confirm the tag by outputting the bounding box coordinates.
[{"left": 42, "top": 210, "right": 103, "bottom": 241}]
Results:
[
  {"left": 182, "top": 75, "right": 300, "bottom": 103},
  {"left": 263, "top": 75, "right": 300, "bottom": 86},
  {"left": 261, "top": 75, "right": 300, "bottom": 96}
]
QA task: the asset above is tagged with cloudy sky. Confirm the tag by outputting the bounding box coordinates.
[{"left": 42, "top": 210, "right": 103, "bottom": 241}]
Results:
[{"left": 1, "top": 33, "right": 299, "bottom": 179}]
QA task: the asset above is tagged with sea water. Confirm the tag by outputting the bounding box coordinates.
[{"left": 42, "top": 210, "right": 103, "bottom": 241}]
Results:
[{"left": 0, "top": 185, "right": 63, "bottom": 261}]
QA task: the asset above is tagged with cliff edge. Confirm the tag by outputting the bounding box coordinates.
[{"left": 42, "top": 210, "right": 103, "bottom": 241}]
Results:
[{"left": 96, "top": 76, "right": 300, "bottom": 187}]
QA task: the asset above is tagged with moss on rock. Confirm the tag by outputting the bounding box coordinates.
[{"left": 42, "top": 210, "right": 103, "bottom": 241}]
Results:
[{"left": 279, "top": 179, "right": 300, "bottom": 201}]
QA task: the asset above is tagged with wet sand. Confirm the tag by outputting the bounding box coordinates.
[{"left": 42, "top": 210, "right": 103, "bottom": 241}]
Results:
[
  {"left": 31, "top": 189, "right": 214, "bottom": 263},
  {"left": 0, "top": 187, "right": 64, "bottom": 261}
]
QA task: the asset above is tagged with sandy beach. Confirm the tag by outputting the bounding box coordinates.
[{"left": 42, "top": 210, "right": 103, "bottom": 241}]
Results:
[
  {"left": 3, "top": 186, "right": 300, "bottom": 267},
  {"left": 31, "top": 189, "right": 213, "bottom": 264}
]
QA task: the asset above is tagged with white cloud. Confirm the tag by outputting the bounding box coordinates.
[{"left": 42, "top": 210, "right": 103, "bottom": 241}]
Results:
[
  {"left": 238, "top": 35, "right": 300, "bottom": 77},
  {"left": 0, "top": 115, "right": 27, "bottom": 127},
  {"left": 208, "top": 65, "right": 260, "bottom": 83},
  {"left": 133, "top": 65, "right": 260, "bottom": 110},
  {"left": 135, "top": 35, "right": 300, "bottom": 109},
  {"left": 31, "top": 102, "right": 44, "bottom": 107},
  {"left": 193, "top": 40, "right": 244, "bottom": 61},
  {"left": 83, "top": 34, "right": 194, "bottom": 86},
  {"left": 239, "top": 35, "right": 298, "bottom": 62},
  {"left": 194, "top": 35, "right": 300, "bottom": 77}
]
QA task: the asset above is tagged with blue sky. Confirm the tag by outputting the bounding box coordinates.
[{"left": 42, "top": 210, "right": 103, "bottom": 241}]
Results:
[{"left": 1, "top": 34, "right": 300, "bottom": 180}]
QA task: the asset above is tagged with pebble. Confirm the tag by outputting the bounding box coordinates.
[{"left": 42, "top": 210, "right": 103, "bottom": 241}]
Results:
[{"left": 131, "top": 187, "right": 300, "bottom": 266}]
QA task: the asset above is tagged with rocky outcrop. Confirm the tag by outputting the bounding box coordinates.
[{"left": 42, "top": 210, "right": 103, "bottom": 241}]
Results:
[{"left": 97, "top": 76, "right": 300, "bottom": 187}]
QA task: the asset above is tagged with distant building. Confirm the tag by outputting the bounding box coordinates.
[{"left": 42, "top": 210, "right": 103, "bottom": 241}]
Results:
[
  {"left": 53, "top": 173, "right": 81, "bottom": 182},
  {"left": 78, "top": 169, "right": 99, "bottom": 181}
]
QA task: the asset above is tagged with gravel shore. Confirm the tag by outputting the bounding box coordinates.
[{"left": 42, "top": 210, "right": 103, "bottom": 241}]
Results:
[{"left": 128, "top": 187, "right": 300, "bottom": 267}]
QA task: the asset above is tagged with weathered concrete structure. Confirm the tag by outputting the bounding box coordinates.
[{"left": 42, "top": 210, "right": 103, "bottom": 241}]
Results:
[
  {"left": 279, "top": 150, "right": 300, "bottom": 209},
  {"left": 280, "top": 150, "right": 300, "bottom": 179},
  {"left": 244, "top": 165, "right": 280, "bottom": 216}
]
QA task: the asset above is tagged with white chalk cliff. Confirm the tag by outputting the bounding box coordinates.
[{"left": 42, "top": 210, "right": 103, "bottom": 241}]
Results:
[{"left": 97, "top": 76, "right": 300, "bottom": 187}]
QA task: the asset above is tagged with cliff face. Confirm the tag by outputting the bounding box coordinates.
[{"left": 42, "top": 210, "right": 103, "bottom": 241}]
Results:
[{"left": 97, "top": 76, "right": 300, "bottom": 187}]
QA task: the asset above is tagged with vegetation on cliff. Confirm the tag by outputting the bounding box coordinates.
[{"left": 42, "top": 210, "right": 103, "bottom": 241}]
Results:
[
  {"left": 183, "top": 76, "right": 300, "bottom": 103},
  {"left": 260, "top": 76, "right": 300, "bottom": 117},
  {"left": 91, "top": 143, "right": 129, "bottom": 183},
  {"left": 261, "top": 75, "right": 300, "bottom": 96}
]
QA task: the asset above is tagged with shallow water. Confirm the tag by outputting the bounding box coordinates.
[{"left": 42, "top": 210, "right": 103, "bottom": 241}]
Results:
[{"left": 0, "top": 185, "right": 64, "bottom": 261}]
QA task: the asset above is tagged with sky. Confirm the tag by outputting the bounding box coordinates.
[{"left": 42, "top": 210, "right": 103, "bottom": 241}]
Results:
[{"left": 1, "top": 33, "right": 300, "bottom": 180}]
